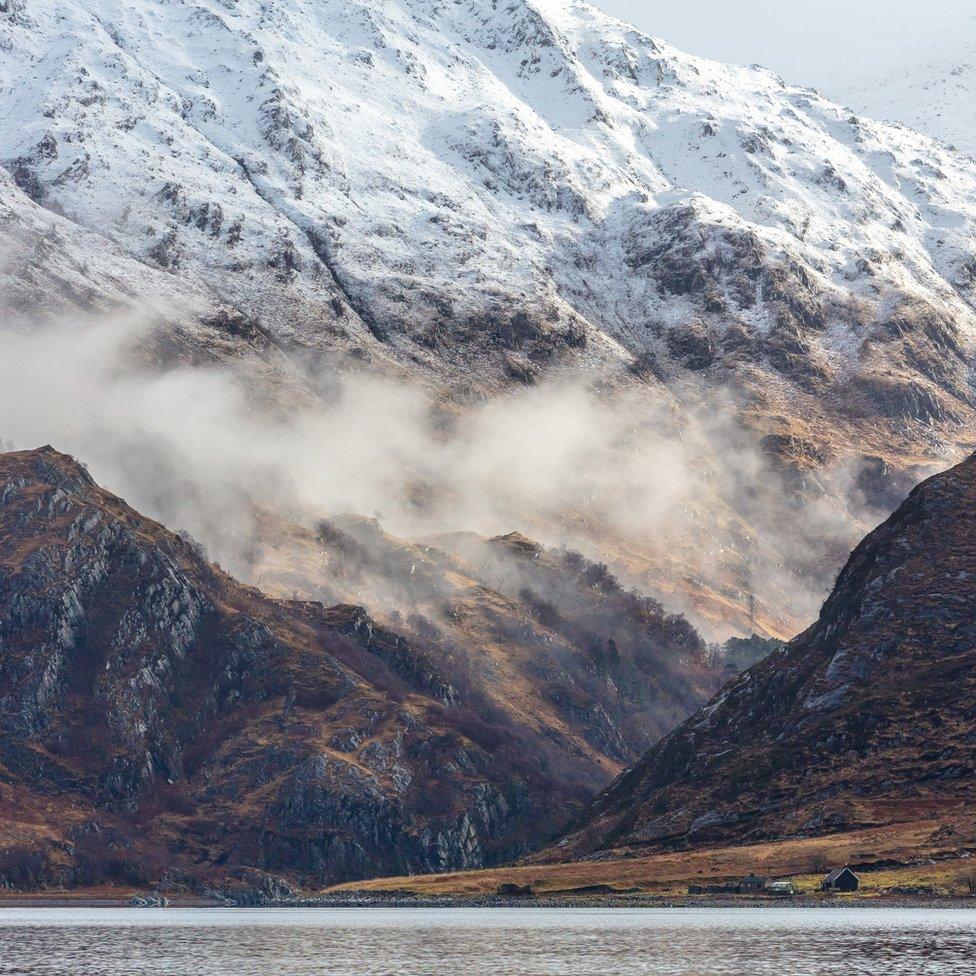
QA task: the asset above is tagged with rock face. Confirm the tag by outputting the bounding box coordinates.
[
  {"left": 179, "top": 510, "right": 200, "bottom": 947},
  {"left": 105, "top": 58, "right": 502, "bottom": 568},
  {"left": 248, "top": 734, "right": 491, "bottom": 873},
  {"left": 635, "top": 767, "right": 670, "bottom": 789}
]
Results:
[
  {"left": 549, "top": 452, "right": 976, "bottom": 859},
  {"left": 0, "top": 447, "right": 723, "bottom": 889}
]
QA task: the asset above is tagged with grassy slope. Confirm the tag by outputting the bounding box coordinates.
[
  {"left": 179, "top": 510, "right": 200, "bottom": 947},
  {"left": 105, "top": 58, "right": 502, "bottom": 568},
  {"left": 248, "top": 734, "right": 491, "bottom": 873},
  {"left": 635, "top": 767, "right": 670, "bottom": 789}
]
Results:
[{"left": 322, "top": 820, "right": 976, "bottom": 898}]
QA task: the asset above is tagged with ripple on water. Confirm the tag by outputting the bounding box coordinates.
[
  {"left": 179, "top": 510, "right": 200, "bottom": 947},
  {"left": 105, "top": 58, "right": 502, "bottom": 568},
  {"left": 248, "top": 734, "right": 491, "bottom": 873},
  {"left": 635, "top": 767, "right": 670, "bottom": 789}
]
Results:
[{"left": 0, "top": 907, "right": 975, "bottom": 976}]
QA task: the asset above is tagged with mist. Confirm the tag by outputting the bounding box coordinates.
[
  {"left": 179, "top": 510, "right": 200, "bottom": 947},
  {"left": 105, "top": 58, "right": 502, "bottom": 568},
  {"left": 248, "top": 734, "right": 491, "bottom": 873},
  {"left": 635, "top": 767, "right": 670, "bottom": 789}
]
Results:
[{"left": 0, "top": 312, "right": 899, "bottom": 640}]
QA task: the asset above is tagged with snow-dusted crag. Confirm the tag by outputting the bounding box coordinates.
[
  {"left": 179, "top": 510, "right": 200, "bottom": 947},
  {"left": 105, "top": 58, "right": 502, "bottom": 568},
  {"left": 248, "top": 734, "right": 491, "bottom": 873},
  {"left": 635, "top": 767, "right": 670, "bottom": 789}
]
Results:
[{"left": 2, "top": 0, "right": 976, "bottom": 435}]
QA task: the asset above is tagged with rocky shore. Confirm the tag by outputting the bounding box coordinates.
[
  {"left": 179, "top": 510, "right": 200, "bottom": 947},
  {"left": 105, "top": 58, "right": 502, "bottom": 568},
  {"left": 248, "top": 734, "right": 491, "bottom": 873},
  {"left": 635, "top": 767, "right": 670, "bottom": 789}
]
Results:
[{"left": 2, "top": 890, "right": 974, "bottom": 910}]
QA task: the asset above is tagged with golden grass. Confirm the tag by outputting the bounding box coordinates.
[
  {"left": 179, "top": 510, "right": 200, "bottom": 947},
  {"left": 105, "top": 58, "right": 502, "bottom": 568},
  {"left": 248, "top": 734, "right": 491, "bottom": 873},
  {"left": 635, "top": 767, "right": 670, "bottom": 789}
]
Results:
[{"left": 323, "top": 819, "right": 976, "bottom": 898}]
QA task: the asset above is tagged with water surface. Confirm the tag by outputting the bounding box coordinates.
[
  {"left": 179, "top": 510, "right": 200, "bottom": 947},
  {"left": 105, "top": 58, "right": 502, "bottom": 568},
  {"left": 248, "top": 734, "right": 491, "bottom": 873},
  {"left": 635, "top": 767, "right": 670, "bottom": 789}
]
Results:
[{"left": 0, "top": 906, "right": 974, "bottom": 975}]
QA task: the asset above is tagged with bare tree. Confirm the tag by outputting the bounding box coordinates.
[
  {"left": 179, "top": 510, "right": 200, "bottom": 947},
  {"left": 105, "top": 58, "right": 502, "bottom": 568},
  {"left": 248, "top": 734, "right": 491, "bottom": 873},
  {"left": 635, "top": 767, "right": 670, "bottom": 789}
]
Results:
[{"left": 810, "top": 853, "right": 830, "bottom": 875}]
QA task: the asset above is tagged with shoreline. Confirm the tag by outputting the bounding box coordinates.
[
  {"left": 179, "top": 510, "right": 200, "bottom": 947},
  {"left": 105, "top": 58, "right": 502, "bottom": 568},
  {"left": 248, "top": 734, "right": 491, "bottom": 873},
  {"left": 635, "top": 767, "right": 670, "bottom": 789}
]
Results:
[
  {"left": 2, "top": 892, "right": 974, "bottom": 910},
  {"left": 294, "top": 893, "right": 976, "bottom": 910}
]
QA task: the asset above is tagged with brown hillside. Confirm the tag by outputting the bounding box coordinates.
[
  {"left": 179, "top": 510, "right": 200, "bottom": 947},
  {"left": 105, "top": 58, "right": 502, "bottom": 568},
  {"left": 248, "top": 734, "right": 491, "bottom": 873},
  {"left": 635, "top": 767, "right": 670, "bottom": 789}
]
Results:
[
  {"left": 0, "top": 447, "right": 722, "bottom": 891},
  {"left": 546, "top": 451, "right": 976, "bottom": 861}
]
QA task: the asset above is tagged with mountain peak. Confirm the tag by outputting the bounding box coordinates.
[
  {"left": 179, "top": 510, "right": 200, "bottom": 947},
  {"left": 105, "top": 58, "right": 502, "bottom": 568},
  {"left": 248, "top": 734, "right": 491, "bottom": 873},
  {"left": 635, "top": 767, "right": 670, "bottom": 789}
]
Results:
[{"left": 1, "top": 445, "right": 97, "bottom": 494}]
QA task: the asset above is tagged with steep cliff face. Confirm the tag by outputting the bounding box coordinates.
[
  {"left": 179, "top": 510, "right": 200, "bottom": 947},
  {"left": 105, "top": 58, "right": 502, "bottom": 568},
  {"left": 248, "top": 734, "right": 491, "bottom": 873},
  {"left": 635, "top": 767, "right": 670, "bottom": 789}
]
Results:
[
  {"left": 549, "top": 452, "right": 976, "bottom": 860},
  {"left": 0, "top": 447, "right": 723, "bottom": 890}
]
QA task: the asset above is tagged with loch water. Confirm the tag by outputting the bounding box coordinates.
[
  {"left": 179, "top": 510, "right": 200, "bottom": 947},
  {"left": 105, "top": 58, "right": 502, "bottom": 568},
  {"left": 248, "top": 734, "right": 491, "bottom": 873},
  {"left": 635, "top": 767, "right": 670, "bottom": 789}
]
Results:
[{"left": 0, "top": 906, "right": 974, "bottom": 975}]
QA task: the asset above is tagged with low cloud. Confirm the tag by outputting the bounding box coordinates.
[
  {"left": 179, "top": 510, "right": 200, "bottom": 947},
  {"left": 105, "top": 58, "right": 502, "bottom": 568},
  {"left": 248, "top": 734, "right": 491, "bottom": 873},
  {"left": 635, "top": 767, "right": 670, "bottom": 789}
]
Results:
[{"left": 0, "top": 311, "right": 909, "bottom": 639}]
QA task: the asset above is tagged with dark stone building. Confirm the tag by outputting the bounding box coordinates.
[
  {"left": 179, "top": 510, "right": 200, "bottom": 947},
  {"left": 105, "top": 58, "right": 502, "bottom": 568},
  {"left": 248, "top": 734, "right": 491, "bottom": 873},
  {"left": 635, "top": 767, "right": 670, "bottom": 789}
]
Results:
[{"left": 821, "top": 867, "right": 859, "bottom": 892}]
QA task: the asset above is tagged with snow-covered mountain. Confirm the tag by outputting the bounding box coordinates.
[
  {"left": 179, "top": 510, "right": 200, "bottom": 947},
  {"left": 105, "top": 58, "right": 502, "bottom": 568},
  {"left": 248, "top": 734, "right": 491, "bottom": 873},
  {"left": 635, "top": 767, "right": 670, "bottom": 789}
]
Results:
[
  {"left": 2, "top": 0, "right": 976, "bottom": 641},
  {"left": 843, "top": 52, "right": 976, "bottom": 161},
  {"left": 811, "top": 10, "right": 976, "bottom": 159},
  {"left": 2, "top": 0, "right": 976, "bottom": 424},
  {"left": 595, "top": 1, "right": 976, "bottom": 159}
]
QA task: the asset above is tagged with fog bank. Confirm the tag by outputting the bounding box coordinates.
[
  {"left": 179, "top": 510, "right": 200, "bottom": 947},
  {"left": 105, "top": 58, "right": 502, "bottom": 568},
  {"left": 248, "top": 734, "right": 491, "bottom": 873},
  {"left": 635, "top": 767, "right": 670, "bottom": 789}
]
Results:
[{"left": 0, "top": 313, "right": 903, "bottom": 639}]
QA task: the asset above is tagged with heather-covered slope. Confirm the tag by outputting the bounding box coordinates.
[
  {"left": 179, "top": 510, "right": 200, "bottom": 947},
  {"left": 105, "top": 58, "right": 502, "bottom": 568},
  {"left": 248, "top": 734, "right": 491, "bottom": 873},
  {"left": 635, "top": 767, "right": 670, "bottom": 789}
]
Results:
[
  {"left": 0, "top": 447, "right": 722, "bottom": 890},
  {"left": 549, "top": 452, "right": 976, "bottom": 860},
  {"left": 254, "top": 516, "right": 722, "bottom": 759}
]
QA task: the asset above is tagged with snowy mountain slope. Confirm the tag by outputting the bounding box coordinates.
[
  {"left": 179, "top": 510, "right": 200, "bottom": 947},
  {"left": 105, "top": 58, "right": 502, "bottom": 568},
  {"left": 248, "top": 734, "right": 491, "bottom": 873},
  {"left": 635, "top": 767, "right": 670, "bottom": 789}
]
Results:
[
  {"left": 0, "top": 161, "right": 222, "bottom": 325},
  {"left": 845, "top": 52, "right": 976, "bottom": 160},
  {"left": 814, "top": 10, "right": 976, "bottom": 159},
  {"left": 0, "top": 163, "right": 347, "bottom": 408},
  {"left": 594, "top": 2, "right": 976, "bottom": 160},
  {"left": 2, "top": 0, "right": 975, "bottom": 417},
  {"left": 5, "top": 0, "right": 976, "bottom": 647}
]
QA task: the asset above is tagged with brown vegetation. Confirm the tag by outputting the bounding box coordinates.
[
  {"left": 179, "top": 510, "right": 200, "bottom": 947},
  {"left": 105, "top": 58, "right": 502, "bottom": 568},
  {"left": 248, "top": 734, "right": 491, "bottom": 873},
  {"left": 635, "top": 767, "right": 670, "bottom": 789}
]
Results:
[
  {"left": 544, "top": 452, "right": 976, "bottom": 862},
  {"left": 0, "top": 447, "right": 727, "bottom": 891},
  {"left": 325, "top": 819, "right": 976, "bottom": 898}
]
